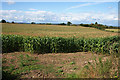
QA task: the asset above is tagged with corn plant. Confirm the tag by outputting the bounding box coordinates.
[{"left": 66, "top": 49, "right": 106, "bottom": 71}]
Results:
[{"left": 2, "top": 34, "right": 120, "bottom": 54}]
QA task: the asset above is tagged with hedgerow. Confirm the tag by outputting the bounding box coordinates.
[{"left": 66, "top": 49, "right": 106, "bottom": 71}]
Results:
[{"left": 2, "top": 34, "right": 120, "bottom": 54}]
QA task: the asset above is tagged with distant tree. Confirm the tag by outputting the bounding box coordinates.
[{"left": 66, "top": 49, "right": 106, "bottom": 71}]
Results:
[
  {"left": 71, "top": 24, "right": 77, "bottom": 26},
  {"left": 104, "top": 25, "right": 108, "bottom": 28},
  {"left": 67, "top": 21, "right": 72, "bottom": 26},
  {"left": 31, "top": 22, "right": 35, "bottom": 24},
  {"left": 1, "top": 19, "right": 6, "bottom": 23},
  {"left": 79, "top": 23, "right": 83, "bottom": 26},
  {"left": 12, "top": 21, "right": 14, "bottom": 23},
  {"left": 95, "top": 22, "right": 98, "bottom": 24},
  {"left": 109, "top": 26, "right": 113, "bottom": 28},
  {"left": 46, "top": 23, "right": 51, "bottom": 25},
  {"left": 59, "top": 23, "right": 66, "bottom": 25},
  {"left": 6, "top": 22, "right": 10, "bottom": 23},
  {"left": 83, "top": 24, "right": 90, "bottom": 27}
]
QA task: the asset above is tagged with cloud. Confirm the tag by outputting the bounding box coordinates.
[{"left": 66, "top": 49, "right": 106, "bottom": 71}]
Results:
[
  {"left": 7, "top": 0, "right": 15, "bottom": 5},
  {"left": 66, "top": 2, "right": 102, "bottom": 10},
  {"left": 0, "top": 10, "right": 118, "bottom": 26},
  {"left": 0, "top": 10, "right": 57, "bottom": 23},
  {"left": 29, "top": 8, "right": 37, "bottom": 11}
]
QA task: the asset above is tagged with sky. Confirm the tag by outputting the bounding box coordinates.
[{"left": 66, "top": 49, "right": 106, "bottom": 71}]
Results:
[{"left": 1, "top": 2, "right": 118, "bottom": 26}]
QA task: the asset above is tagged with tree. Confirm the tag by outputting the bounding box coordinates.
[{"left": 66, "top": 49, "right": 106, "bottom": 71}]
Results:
[
  {"left": 95, "top": 22, "right": 98, "bottom": 24},
  {"left": 109, "top": 26, "right": 113, "bottom": 28},
  {"left": 59, "top": 23, "right": 66, "bottom": 25},
  {"left": 46, "top": 23, "right": 51, "bottom": 25},
  {"left": 12, "top": 21, "right": 14, "bottom": 23},
  {"left": 67, "top": 21, "right": 72, "bottom": 26},
  {"left": 79, "top": 23, "right": 83, "bottom": 26},
  {"left": 31, "top": 22, "right": 35, "bottom": 24},
  {"left": 1, "top": 19, "right": 6, "bottom": 23},
  {"left": 71, "top": 24, "right": 77, "bottom": 26}
]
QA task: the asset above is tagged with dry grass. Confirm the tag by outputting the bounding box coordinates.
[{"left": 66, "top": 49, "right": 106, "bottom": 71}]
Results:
[
  {"left": 2, "top": 23, "right": 118, "bottom": 38},
  {"left": 105, "top": 29, "right": 119, "bottom": 32}
]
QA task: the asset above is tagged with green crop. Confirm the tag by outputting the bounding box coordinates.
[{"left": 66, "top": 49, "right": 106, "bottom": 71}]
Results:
[{"left": 2, "top": 34, "right": 120, "bottom": 54}]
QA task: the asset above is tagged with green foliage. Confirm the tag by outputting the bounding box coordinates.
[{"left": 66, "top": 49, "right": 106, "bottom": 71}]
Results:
[
  {"left": 80, "top": 23, "right": 120, "bottom": 31},
  {"left": 57, "top": 69, "right": 63, "bottom": 73},
  {"left": 68, "top": 56, "right": 118, "bottom": 78},
  {"left": 18, "top": 54, "right": 37, "bottom": 67},
  {"left": 67, "top": 73, "right": 78, "bottom": 78},
  {"left": 73, "top": 67, "right": 77, "bottom": 70},
  {"left": 70, "top": 61, "right": 75, "bottom": 65},
  {"left": 1, "top": 19, "right": 6, "bottom": 23},
  {"left": 80, "top": 23, "right": 110, "bottom": 30},
  {"left": 12, "top": 21, "right": 14, "bottom": 23},
  {"left": 78, "top": 57, "right": 113, "bottom": 78},
  {"left": 2, "top": 70, "right": 18, "bottom": 80},
  {"left": 57, "top": 66, "right": 63, "bottom": 69},
  {"left": 46, "top": 23, "right": 51, "bottom": 25},
  {"left": 71, "top": 24, "right": 77, "bottom": 26},
  {"left": 67, "top": 21, "right": 72, "bottom": 26},
  {"left": 58, "top": 23, "right": 66, "bottom": 25},
  {"left": 2, "top": 35, "right": 24, "bottom": 53},
  {"left": 2, "top": 34, "right": 120, "bottom": 54},
  {"left": 31, "top": 22, "right": 35, "bottom": 24},
  {"left": 80, "top": 24, "right": 92, "bottom": 27},
  {"left": 95, "top": 22, "right": 98, "bottom": 24}
]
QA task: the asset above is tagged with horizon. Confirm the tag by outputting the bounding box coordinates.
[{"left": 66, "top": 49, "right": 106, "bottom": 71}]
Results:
[
  {"left": 1, "top": 2, "right": 118, "bottom": 26},
  {"left": 2, "top": 21, "right": 118, "bottom": 27}
]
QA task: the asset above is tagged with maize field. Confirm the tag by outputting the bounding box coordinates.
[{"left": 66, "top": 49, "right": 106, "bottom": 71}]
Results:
[{"left": 2, "top": 34, "right": 120, "bottom": 54}]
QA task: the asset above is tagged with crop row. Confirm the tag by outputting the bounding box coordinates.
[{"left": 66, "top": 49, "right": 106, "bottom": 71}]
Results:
[{"left": 2, "top": 35, "right": 120, "bottom": 54}]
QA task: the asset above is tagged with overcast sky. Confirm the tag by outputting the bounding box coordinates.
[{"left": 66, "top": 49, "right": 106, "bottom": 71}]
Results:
[{"left": 1, "top": 2, "right": 118, "bottom": 26}]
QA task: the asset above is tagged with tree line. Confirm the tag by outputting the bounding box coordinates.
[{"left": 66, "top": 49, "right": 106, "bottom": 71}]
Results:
[
  {"left": 0, "top": 19, "right": 72, "bottom": 26},
  {"left": 1, "top": 19, "right": 119, "bottom": 29}
]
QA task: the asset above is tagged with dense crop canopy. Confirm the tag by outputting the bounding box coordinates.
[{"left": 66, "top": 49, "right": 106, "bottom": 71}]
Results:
[{"left": 2, "top": 35, "right": 120, "bottom": 54}]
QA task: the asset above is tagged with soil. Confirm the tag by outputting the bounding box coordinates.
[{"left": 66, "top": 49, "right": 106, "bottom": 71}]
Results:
[{"left": 2, "top": 52, "right": 109, "bottom": 78}]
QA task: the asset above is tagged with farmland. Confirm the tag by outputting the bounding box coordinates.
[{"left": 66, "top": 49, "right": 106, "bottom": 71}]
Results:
[
  {"left": 1, "top": 1, "right": 120, "bottom": 79},
  {"left": 2, "top": 23, "right": 120, "bottom": 79},
  {"left": 105, "top": 29, "right": 120, "bottom": 32},
  {"left": 2, "top": 52, "right": 119, "bottom": 79},
  {"left": 2, "top": 23, "right": 118, "bottom": 38}
]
